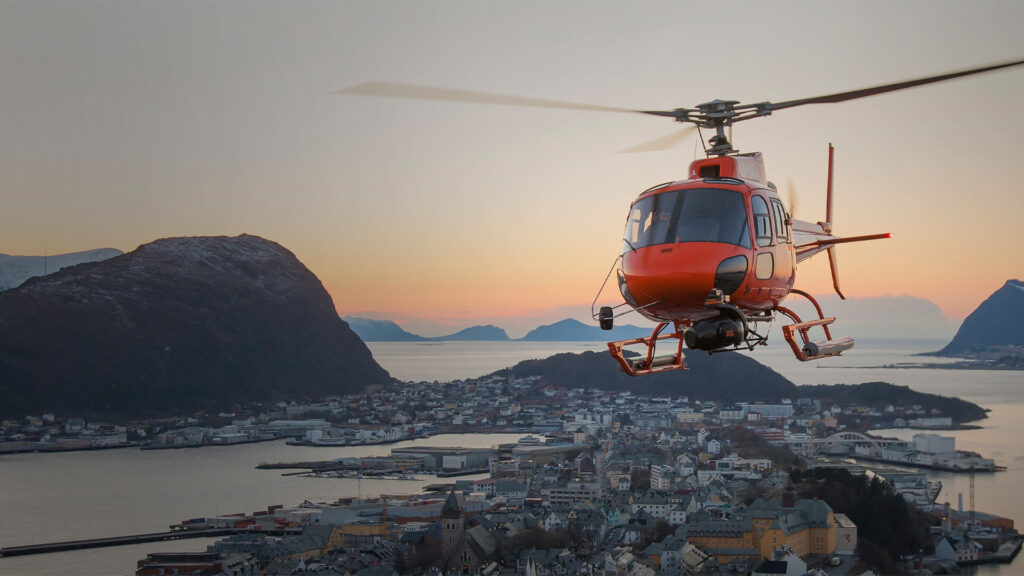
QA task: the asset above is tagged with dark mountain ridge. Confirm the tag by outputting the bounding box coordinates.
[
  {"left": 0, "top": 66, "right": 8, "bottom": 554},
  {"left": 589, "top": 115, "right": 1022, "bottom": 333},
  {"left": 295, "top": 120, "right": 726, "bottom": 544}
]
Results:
[
  {"left": 0, "top": 235, "right": 392, "bottom": 418},
  {"left": 936, "top": 279, "right": 1024, "bottom": 359}
]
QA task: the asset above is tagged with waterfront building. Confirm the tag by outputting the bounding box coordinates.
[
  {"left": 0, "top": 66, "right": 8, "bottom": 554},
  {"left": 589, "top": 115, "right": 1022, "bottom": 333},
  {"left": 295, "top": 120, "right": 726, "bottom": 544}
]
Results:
[
  {"left": 264, "top": 419, "right": 329, "bottom": 437},
  {"left": 136, "top": 552, "right": 257, "bottom": 576},
  {"left": 390, "top": 447, "right": 490, "bottom": 471},
  {"left": 914, "top": 434, "right": 956, "bottom": 454}
]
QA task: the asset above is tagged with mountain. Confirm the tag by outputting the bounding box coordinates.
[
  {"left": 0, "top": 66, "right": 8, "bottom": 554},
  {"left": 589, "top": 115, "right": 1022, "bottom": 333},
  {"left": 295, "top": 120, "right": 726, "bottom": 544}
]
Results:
[
  {"left": 0, "top": 235, "right": 392, "bottom": 418},
  {"left": 343, "top": 319, "right": 509, "bottom": 341},
  {"left": 0, "top": 248, "right": 123, "bottom": 291},
  {"left": 495, "top": 349, "right": 796, "bottom": 401},
  {"left": 519, "top": 318, "right": 654, "bottom": 342},
  {"left": 771, "top": 295, "right": 956, "bottom": 341},
  {"left": 344, "top": 317, "right": 428, "bottom": 341},
  {"left": 433, "top": 325, "right": 510, "bottom": 341},
  {"left": 936, "top": 279, "right": 1024, "bottom": 358}
]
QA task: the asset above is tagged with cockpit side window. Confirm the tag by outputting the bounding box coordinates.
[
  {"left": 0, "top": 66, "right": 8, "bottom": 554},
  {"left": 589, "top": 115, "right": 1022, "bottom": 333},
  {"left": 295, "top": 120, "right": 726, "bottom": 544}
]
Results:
[
  {"left": 770, "top": 199, "right": 789, "bottom": 241},
  {"left": 623, "top": 188, "right": 750, "bottom": 253},
  {"left": 751, "top": 195, "right": 773, "bottom": 247}
]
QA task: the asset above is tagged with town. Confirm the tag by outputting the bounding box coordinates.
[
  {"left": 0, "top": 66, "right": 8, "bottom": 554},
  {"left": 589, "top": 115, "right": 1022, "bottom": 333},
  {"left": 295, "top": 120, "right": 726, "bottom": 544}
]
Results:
[{"left": 1, "top": 373, "right": 1019, "bottom": 575}]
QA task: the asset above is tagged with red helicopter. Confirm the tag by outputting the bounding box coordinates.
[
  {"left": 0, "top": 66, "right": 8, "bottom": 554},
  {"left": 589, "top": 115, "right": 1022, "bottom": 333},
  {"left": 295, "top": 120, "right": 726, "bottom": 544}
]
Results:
[{"left": 342, "top": 58, "right": 1024, "bottom": 376}]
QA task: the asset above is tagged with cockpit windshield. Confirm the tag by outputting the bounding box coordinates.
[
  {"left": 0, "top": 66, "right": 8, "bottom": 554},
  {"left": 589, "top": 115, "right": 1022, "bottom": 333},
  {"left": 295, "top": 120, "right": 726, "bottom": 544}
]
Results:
[{"left": 622, "top": 188, "right": 749, "bottom": 253}]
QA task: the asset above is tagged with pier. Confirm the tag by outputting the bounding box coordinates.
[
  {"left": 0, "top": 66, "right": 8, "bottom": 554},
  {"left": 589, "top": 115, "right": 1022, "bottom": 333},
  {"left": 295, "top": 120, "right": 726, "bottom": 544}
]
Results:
[{"left": 0, "top": 527, "right": 299, "bottom": 558}]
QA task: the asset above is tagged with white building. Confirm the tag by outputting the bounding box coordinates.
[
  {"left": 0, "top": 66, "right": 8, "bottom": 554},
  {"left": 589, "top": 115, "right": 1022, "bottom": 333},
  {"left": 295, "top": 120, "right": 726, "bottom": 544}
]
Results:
[
  {"left": 650, "top": 465, "right": 675, "bottom": 490},
  {"left": 914, "top": 433, "right": 955, "bottom": 454},
  {"left": 740, "top": 403, "right": 795, "bottom": 420}
]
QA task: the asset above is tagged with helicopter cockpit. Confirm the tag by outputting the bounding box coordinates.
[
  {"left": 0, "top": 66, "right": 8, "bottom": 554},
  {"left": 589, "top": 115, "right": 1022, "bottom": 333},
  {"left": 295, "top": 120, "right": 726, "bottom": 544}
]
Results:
[{"left": 622, "top": 188, "right": 749, "bottom": 253}]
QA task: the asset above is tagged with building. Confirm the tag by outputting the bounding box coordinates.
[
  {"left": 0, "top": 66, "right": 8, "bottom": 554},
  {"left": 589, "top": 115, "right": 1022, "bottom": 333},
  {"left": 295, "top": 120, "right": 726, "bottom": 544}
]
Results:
[
  {"left": 913, "top": 433, "right": 955, "bottom": 454},
  {"left": 833, "top": 513, "right": 857, "bottom": 554},
  {"left": 740, "top": 403, "right": 795, "bottom": 420},
  {"left": 681, "top": 493, "right": 839, "bottom": 565},
  {"left": 136, "top": 552, "right": 257, "bottom": 576},
  {"left": 440, "top": 490, "right": 496, "bottom": 573},
  {"left": 650, "top": 465, "right": 675, "bottom": 490},
  {"left": 546, "top": 481, "right": 602, "bottom": 505},
  {"left": 749, "top": 497, "right": 836, "bottom": 558}
]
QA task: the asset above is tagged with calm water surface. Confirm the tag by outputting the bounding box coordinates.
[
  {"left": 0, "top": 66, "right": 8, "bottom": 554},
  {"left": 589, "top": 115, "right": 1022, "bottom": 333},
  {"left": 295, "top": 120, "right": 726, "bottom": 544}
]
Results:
[
  {"left": 1, "top": 340, "right": 1021, "bottom": 575},
  {"left": 0, "top": 433, "right": 516, "bottom": 575}
]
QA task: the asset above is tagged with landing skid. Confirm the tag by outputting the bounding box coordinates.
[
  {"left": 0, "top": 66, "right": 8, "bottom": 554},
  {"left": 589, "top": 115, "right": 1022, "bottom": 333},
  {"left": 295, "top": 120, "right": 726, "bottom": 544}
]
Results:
[
  {"left": 607, "top": 322, "right": 687, "bottom": 376},
  {"left": 777, "top": 289, "right": 855, "bottom": 361}
]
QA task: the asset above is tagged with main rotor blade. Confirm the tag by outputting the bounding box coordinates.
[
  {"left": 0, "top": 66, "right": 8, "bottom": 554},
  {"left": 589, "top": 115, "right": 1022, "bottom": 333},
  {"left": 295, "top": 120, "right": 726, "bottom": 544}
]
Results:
[
  {"left": 620, "top": 125, "right": 699, "bottom": 153},
  {"left": 341, "top": 81, "right": 647, "bottom": 114},
  {"left": 768, "top": 58, "right": 1024, "bottom": 112}
]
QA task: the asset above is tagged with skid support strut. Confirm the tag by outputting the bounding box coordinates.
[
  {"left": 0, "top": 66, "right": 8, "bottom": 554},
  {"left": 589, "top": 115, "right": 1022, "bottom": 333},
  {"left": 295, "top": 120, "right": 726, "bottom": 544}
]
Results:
[
  {"left": 607, "top": 321, "right": 687, "bottom": 376},
  {"left": 777, "top": 289, "right": 855, "bottom": 361}
]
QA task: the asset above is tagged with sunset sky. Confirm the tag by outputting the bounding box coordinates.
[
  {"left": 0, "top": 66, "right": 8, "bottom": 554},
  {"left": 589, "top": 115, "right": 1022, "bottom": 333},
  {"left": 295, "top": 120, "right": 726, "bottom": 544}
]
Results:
[{"left": 1, "top": 1, "right": 1022, "bottom": 337}]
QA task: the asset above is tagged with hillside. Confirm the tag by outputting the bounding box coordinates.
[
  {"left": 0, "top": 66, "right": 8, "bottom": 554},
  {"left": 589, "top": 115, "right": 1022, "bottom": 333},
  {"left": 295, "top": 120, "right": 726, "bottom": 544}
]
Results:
[
  {"left": 798, "top": 382, "right": 987, "bottom": 423},
  {"left": 0, "top": 235, "right": 392, "bottom": 418},
  {"left": 494, "top": 349, "right": 797, "bottom": 401},
  {"left": 935, "top": 279, "right": 1024, "bottom": 363}
]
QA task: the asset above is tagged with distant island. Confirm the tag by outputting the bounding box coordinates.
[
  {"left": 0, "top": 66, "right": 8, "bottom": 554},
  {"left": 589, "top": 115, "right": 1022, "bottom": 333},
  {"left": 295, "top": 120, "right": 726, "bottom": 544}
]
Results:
[
  {"left": 342, "top": 317, "right": 512, "bottom": 341},
  {"left": 343, "top": 316, "right": 653, "bottom": 342},
  {"left": 492, "top": 350, "right": 988, "bottom": 426}
]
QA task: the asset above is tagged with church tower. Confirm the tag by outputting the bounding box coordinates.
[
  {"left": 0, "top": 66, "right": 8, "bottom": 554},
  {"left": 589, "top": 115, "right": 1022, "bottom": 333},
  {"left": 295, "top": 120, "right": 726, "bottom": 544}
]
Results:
[{"left": 441, "top": 489, "right": 463, "bottom": 560}]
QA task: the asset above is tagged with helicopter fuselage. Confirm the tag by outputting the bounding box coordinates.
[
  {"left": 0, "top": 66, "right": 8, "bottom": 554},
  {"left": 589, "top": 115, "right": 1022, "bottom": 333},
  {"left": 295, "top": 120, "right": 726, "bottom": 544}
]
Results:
[{"left": 617, "top": 153, "right": 796, "bottom": 324}]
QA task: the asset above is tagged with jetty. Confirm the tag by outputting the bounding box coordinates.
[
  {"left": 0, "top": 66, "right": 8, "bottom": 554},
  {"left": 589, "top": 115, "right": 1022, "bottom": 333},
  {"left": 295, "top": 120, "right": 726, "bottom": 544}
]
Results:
[{"left": 0, "top": 527, "right": 299, "bottom": 558}]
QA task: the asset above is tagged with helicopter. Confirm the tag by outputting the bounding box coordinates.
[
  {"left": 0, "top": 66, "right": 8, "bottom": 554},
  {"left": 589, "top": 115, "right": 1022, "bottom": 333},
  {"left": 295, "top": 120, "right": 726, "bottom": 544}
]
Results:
[{"left": 341, "top": 58, "right": 1024, "bottom": 376}]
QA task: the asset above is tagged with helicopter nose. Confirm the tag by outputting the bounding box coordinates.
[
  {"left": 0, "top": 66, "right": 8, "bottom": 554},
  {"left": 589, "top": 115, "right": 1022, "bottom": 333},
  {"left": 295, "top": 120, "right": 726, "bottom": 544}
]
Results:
[{"left": 620, "top": 243, "right": 747, "bottom": 318}]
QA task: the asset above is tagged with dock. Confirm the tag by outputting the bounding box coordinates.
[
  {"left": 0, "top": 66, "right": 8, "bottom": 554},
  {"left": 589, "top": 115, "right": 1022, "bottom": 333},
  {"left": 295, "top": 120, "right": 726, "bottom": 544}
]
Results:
[{"left": 0, "top": 527, "right": 299, "bottom": 558}]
